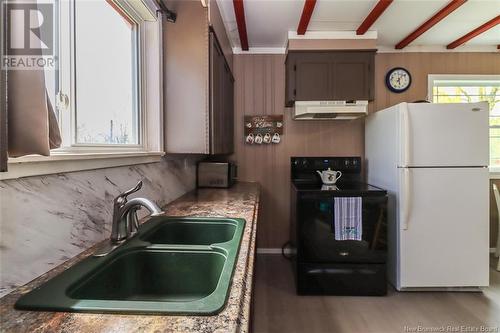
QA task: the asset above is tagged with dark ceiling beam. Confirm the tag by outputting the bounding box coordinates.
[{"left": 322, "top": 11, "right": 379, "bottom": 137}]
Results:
[
  {"left": 356, "top": 0, "right": 393, "bottom": 35},
  {"left": 395, "top": 0, "right": 467, "bottom": 49},
  {"left": 297, "top": 0, "right": 317, "bottom": 35},
  {"left": 233, "top": 0, "right": 249, "bottom": 51},
  {"left": 446, "top": 15, "right": 500, "bottom": 49}
]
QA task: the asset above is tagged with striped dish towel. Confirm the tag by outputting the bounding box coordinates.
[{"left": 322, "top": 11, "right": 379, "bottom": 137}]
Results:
[{"left": 334, "top": 197, "right": 362, "bottom": 241}]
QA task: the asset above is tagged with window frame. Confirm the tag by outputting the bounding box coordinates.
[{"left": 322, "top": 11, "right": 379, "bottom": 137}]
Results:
[
  {"left": 427, "top": 74, "right": 500, "bottom": 177},
  {"left": 3, "top": 0, "right": 164, "bottom": 180}
]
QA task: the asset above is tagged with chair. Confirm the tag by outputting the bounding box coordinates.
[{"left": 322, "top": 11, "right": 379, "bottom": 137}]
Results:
[{"left": 493, "top": 184, "right": 500, "bottom": 271}]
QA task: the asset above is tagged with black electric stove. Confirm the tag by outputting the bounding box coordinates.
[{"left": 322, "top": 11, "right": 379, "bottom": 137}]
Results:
[{"left": 290, "top": 157, "right": 388, "bottom": 296}]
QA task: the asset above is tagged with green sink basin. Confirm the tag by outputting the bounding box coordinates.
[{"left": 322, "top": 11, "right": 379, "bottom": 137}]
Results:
[
  {"left": 141, "top": 220, "right": 236, "bottom": 245},
  {"left": 69, "top": 250, "right": 226, "bottom": 302},
  {"left": 15, "top": 217, "right": 246, "bottom": 315}
]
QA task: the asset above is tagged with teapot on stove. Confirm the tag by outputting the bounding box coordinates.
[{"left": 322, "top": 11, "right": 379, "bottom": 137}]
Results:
[{"left": 316, "top": 168, "right": 342, "bottom": 185}]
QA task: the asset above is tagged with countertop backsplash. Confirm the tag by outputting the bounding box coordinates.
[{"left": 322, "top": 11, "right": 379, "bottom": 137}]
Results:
[{"left": 0, "top": 155, "right": 198, "bottom": 297}]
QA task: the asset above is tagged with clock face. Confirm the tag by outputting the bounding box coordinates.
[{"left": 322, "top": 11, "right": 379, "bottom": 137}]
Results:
[{"left": 386, "top": 67, "right": 411, "bottom": 93}]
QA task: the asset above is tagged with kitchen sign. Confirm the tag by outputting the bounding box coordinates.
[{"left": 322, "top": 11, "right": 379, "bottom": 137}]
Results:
[{"left": 244, "top": 115, "right": 283, "bottom": 145}]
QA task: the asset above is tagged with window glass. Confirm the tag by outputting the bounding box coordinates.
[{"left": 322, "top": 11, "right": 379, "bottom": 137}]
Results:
[{"left": 74, "top": 0, "right": 139, "bottom": 145}]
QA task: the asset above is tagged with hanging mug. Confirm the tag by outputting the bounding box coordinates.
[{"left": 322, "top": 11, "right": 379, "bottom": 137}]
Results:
[
  {"left": 263, "top": 133, "right": 272, "bottom": 144},
  {"left": 255, "top": 133, "right": 263, "bottom": 144},
  {"left": 272, "top": 133, "right": 281, "bottom": 144}
]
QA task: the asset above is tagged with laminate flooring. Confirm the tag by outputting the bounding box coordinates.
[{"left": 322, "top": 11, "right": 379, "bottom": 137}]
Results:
[{"left": 252, "top": 254, "right": 500, "bottom": 333}]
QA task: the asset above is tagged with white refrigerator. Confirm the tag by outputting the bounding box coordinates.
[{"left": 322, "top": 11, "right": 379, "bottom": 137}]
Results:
[{"left": 365, "top": 102, "right": 490, "bottom": 291}]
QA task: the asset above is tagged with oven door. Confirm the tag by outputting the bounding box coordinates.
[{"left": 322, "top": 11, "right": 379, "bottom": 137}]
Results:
[{"left": 296, "top": 192, "right": 387, "bottom": 264}]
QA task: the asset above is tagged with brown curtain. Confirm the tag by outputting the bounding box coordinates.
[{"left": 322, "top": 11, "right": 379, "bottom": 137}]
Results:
[
  {"left": 3, "top": 0, "right": 61, "bottom": 161},
  {"left": 7, "top": 70, "right": 61, "bottom": 157}
]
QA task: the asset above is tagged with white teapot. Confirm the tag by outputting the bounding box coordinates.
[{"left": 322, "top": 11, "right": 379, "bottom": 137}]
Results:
[{"left": 316, "top": 168, "right": 342, "bottom": 185}]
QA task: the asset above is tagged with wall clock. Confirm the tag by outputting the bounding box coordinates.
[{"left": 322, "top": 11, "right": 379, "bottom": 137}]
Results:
[{"left": 385, "top": 67, "right": 411, "bottom": 93}]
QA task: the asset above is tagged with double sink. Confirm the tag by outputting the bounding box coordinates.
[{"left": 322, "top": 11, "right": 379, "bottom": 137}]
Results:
[{"left": 15, "top": 217, "right": 246, "bottom": 315}]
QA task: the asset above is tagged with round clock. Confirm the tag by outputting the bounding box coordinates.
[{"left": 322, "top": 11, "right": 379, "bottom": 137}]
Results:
[{"left": 385, "top": 67, "right": 411, "bottom": 93}]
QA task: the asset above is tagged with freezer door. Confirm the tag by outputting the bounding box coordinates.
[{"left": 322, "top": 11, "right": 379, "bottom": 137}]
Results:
[
  {"left": 401, "top": 102, "right": 489, "bottom": 167},
  {"left": 398, "top": 167, "right": 489, "bottom": 289}
]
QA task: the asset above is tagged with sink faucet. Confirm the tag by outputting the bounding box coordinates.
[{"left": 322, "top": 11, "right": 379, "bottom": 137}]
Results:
[{"left": 94, "top": 181, "right": 163, "bottom": 257}]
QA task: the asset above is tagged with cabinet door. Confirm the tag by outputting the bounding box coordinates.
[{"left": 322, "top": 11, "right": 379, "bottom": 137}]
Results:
[
  {"left": 285, "top": 53, "right": 296, "bottom": 107},
  {"left": 210, "top": 32, "right": 234, "bottom": 155},
  {"left": 295, "top": 53, "right": 333, "bottom": 101},
  {"left": 331, "top": 52, "right": 374, "bottom": 100},
  {"left": 210, "top": 33, "right": 225, "bottom": 154},
  {"left": 223, "top": 64, "right": 235, "bottom": 154}
]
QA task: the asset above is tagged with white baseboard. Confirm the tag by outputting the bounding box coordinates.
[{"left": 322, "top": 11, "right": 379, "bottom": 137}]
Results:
[{"left": 257, "top": 248, "right": 296, "bottom": 255}]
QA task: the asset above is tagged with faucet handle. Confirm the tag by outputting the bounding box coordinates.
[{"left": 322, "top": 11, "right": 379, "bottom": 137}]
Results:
[{"left": 117, "top": 181, "right": 143, "bottom": 202}]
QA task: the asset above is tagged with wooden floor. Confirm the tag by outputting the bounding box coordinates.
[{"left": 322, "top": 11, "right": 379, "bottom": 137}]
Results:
[{"left": 252, "top": 254, "right": 500, "bottom": 333}]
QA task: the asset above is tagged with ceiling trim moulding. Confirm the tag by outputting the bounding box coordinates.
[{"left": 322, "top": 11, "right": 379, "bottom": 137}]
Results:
[
  {"left": 231, "top": 45, "right": 498, "bottom": 54},
  {"left": 288, "top": 31, "right": 378, "bottom": 40},
  {"left": 377, "top": 45, "right": 499, "bottom": 53}
]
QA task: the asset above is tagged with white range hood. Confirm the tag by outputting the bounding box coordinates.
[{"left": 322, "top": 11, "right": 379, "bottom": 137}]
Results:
[{"left": 293, "top": 100, "right": 368, "bottom": 120}]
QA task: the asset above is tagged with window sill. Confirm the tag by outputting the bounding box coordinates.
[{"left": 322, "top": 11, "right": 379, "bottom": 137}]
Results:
[{"left": 1, "top": 151, "right": 164, "bottom": 180}]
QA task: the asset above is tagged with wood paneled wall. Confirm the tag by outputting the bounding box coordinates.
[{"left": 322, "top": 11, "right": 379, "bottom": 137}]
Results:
[
  {"left": 373, "top": 53, "right": 500, "bottom": 111},
  {"left": 231, "top": 54, "right": 364, "bottom": 248},
  {"left": 232, "top": 52, "right": 500, "bottom": 248}
]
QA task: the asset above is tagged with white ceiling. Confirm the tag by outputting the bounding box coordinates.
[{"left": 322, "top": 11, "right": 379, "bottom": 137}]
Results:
[{"left": 215, "top": 0, "right": 500, "bottom": 51}]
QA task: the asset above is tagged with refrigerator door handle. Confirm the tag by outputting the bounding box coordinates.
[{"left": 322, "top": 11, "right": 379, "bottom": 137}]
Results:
[
  {"left": 403, "top": 103, "right": 411, "bottom": 167},
  {"left": 402, "top": 168, "right": 411, "bottom": 230}
]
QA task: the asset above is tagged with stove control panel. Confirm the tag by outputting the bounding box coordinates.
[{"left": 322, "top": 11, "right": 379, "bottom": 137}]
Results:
[{"left": 291, "top": 157, "right": 362, "bottom": 174}]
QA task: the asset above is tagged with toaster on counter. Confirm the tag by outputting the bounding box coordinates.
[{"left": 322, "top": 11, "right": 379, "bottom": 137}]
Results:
[{"left": 197, "top": 162, "right": 237, "bottom": 188}]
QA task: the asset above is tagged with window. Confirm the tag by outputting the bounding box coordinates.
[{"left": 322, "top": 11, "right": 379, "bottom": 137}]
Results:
[
  {"left": 52, "top": 0, "right": 162, "bottom": 152},
  {"left": 428, "top": 75, "right": 500, "bottom": 169},
  {"left": 3, "top": 0, "right": 163, "bottom": 180}
]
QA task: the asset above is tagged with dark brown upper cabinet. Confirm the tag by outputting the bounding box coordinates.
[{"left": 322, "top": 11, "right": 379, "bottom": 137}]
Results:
[
  {"left": 285, "top": 50, "right": 375, "bottom": 106},
  {"left": 295, "top": 53, "right": 332, "bottom": 101}
]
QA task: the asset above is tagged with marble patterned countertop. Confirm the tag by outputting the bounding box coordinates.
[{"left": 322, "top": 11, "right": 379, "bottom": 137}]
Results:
[{"left": 0, "top": 182, "right": 260, "bottom": 333}]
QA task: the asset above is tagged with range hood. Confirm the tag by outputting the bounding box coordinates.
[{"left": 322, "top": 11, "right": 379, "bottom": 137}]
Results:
[{"left": 293, "top": 101, "right": 368, "bottom": 120}]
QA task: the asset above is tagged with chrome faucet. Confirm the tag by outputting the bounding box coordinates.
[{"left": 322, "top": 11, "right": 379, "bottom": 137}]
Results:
[{"left": 94, "top": 181, "right": 163, "bottom": 257}]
